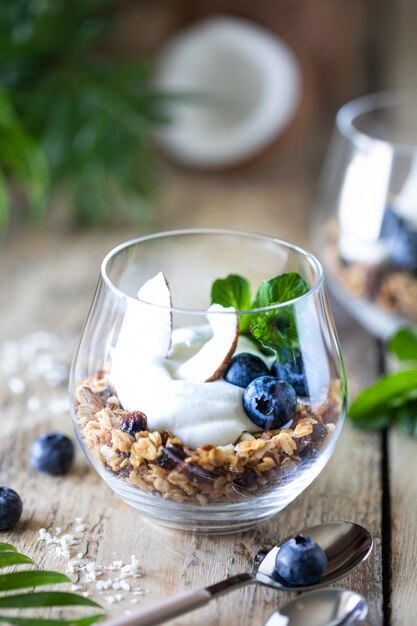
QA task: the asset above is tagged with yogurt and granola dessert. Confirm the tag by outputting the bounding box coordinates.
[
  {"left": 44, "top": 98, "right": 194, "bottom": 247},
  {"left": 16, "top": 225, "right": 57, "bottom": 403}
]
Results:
[
  {"left": 75, "top": 271, "right": 341, "bottom": 505},
  {"left": 323, "top": 160, "right": 417, "bottom": 325}
]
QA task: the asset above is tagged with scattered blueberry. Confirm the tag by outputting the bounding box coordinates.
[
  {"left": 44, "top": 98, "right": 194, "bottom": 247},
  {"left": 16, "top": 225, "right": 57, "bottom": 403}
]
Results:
[
  {"left": 380, "top": 207, "right": 417, "bottom": 269},
  {"left": 30, "top": 433, "right": 74, "bottom": 475},
  {"left": 120, "top": 411, "right": 148, "bottom": 435},
  {"left": 0, "top": 487, "right": 23, "bottom": 531},
  {"left": 243, "top": 376, "right": 297, "bottom": 429},
  {"left": 156, "top": 444, "right": 187, "bottom": 470},
  {"left": 224, "top": 353, "right": 270, "bottom": 388},
  {"left": 274, "top": 534, "right": 328, "bottom": 586},
  {"left": 271, "top": 355, "right": 309, "bottom": 396}
]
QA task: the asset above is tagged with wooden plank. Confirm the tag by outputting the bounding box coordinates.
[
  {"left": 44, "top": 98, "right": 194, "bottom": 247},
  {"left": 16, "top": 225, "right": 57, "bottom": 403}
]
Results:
[
  {"left": 389, "top": 430, "right": 417, "bottom": 623},
  {"left": 0, "top": 198, "right": 383, "bottom": 625}
]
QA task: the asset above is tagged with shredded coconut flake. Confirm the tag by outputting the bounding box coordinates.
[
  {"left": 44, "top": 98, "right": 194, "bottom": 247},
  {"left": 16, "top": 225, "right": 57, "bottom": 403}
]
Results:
[{"left": 37, "top": 518, "right": 146, "bottom": 608}]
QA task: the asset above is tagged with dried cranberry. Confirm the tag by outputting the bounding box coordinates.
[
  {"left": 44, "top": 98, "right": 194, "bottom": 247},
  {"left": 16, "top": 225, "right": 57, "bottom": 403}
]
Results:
[
  {"left": 156, "top": 444, "right": 187, "bottom": 470},
  {"left": 231, "top": 468, "right": 258, "bottom": 489},
  {"left": 120, "top": 411, "right": 147, "bottom": 435}
]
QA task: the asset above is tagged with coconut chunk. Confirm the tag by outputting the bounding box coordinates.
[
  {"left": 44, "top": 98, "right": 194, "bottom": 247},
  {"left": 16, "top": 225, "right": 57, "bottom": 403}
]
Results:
[
  {"left": 176, "top": 304, "right": 239, "bottom": 382},
  {"left": 111, "top": 273, "right": 173, "bottom": 410},
  {"left": 137, "top": 271, "right": 173, "bottom": 357}
]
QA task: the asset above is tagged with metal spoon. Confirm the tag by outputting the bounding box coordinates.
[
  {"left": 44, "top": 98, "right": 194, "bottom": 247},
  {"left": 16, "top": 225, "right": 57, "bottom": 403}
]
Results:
[
  {"left": 263, "top": 589, "right": 368, "bottom": 626},
  {"left": 103, "top": 521, "right": 372, "bottom": 626}
]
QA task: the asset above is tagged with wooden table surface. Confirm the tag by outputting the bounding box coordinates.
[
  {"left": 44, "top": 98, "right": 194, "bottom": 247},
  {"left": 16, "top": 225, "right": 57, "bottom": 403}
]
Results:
[{"left": 0, "top": 170, "right": 415, "bottom": 626}]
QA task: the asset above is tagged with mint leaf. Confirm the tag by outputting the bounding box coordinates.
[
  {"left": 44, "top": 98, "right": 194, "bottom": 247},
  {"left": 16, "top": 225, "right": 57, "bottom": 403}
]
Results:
[
  {"left": 251, "top": 307, "right": 301, "bottom": 363},
  {"left": 394, "top": 400, "right": 417, "bottom": 437},
  {"left": 388, "top": 326, "right": 417, "bottom": 362},
  {"left": 211, "top": 274, "right": 251, "bottom": 310},
  {"left": 250, "top": 273, "right": 308, "bottom": 363},
  {"left": 349, "top": 369, "right": 417, "bottom": 428},
  {"left": 211, "top": 274, "right": 252, "bottom": 332},
  {"left": 253, "top": 273, "right": 308, "bottom": 308},
  {"left": 348, "top": 407, "right": 392, "bottom": 431}
]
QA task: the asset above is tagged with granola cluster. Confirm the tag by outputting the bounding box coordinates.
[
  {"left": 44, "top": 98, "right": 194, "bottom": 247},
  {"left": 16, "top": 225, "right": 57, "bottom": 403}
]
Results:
[
  {"left": 324, "top": 219, "right": 417, "bottom": 322},
  {"left": 75, "top": 370, "right": 341, "bottom": 505}
]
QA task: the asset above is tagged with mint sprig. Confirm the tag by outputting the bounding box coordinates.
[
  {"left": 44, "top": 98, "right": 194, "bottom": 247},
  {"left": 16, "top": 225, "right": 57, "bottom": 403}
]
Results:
[
  {"left": 211, "top": 272, "right": 308, "bottom": 362},
  {"left": 348, "top": 326, "right": 417, "bottom": 437}
]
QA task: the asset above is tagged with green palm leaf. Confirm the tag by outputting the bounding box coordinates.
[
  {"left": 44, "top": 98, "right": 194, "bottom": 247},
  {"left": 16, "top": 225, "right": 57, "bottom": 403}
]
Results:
[
  {"left": 0, "top": 616, "right": 103, "bottom": 626},
  {"left": 0, "top": 592, "right": 100, "bottom": 609},
  {"left": 0, "top": 554, "right": 34, "bottom": 569},
  {"left": 0, "top": 544, "right": 17, "bottom": 553},
  {"left": 0, "top": 572, "right": 69, "bottom": 591},
  {"left": 0, "top": 544, "right": 105, "bottom": 626}
]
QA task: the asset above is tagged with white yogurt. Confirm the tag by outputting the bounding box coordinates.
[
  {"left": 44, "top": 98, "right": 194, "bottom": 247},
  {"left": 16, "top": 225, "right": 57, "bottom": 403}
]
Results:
[{"left": 111, "top": 323, "right": 270, "bottom": 449}]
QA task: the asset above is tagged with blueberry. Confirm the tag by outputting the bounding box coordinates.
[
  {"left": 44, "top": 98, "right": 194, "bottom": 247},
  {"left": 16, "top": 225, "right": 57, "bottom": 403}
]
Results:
[
  {"left": 243, "top": 376, "right": 297, "bottom": 429},
  {"left": 224, "top": 353, "right": 270, "bottom": 388},
  {"left": 271, "top": 355, "right": 309, "bottom": 396},
  {"left": 30, "top": 433, "right": 74, "bottom": 475},
  {"left": 0, "top": 487, "right": 23, "bottom": 531},
  {"left": 380, "top": 207, "right": 417, "bottom": 269},
  {"left": 274, "top": 534, "right": 327, "bottom": 586}
]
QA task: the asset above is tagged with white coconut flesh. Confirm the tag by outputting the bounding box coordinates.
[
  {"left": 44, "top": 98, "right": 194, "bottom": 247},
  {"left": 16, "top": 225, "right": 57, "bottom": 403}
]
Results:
[
  {"left": 176, "top": 304, "right": 239, "bottom": 382},
  {"left": 110, "top": 272, "right": 172, "bottom": 410},
  {"left": 155, "top": 16, "right": 302, "bottom": 168}
]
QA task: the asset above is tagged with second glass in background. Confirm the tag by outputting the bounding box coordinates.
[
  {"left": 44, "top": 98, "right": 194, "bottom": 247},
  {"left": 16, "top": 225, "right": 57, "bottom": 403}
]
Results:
[{"left": 314, "top": 91, "right": 417, "bottom": 338}]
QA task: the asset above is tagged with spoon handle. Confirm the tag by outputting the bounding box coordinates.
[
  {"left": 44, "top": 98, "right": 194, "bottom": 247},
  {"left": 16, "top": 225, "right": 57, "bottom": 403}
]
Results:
[{"left": 101, "top": 573, "right": 255, "bottom": 626}]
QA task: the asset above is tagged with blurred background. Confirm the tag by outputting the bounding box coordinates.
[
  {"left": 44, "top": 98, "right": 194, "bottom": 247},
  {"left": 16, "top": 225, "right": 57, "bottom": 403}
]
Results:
[{"left": 1, "top": 0, "right": 417, "bottom": 338}]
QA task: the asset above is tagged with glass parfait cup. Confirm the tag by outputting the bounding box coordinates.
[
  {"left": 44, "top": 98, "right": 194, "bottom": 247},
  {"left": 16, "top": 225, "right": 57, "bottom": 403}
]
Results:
[
  {"left": 70, "top": 229, "right": 346, "bottom": 534},
  {"left": 314, "top": 91, "right": 417, "bottom": 338}
]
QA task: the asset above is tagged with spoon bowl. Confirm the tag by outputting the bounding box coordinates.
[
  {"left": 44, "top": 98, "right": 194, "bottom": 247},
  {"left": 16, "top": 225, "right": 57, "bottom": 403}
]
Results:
[
  {"left": 256, "top": 521, "right": 373, "bottom": 590},
  {"left": 264, "top": 589, "right": 368, "bottom": 626}
]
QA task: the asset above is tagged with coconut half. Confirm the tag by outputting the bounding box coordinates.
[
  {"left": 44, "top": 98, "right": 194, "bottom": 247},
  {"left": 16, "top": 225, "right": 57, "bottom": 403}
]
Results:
[
  {"left": 176, "top": 304, "right": 239, "bottom": 382},
  {"left": 155, "top": 16, "right": 301, "bottom": 168}
]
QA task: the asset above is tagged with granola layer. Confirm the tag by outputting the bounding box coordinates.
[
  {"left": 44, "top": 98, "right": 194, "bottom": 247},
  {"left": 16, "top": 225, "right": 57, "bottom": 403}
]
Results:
[
  {"left": 324, "top": 219, "right": 417, "bottom": 322},
  {"left": 75, "top": 370, "right": 341, "bottom": 505}
]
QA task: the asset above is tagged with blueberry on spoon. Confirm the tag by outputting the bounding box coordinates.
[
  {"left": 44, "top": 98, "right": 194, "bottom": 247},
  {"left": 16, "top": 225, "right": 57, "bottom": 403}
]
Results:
[{"left": 274, "top": 534, "right": 328, "bottom": 586}]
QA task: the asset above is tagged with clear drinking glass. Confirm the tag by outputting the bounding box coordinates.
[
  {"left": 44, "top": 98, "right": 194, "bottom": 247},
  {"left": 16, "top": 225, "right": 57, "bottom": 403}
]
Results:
[
  {"left": 70, "top": 229, "right": 346, "bottom": 534},
  {"left": 314, "top": 91, "right": 417, "bottom": 338}
]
